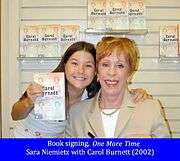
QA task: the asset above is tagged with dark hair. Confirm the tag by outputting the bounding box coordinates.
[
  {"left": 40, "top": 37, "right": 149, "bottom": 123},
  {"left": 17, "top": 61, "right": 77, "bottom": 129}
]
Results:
[{"left": 53, "top": 41, "right": 100, "bottom": 99}]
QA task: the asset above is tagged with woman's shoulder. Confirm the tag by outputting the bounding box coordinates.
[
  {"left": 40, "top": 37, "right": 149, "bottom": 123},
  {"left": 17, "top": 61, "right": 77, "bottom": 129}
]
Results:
[
  {"left": 142, "top": 98, "right": 161, "bottom": 107},
  {"left": 135, "top": 98, "right": 163, "bottom": 114}
]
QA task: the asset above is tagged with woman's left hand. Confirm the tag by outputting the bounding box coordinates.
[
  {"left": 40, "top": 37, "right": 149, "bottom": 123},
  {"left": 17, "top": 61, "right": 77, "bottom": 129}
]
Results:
[{"left": 130, "top": 88, "right": 153, "bottom": 103}]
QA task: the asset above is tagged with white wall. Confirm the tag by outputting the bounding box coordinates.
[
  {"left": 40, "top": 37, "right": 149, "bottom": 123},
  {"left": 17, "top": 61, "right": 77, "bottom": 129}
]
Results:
[
  {"left": 1, "top": 0, "right": 180, "bottom": 137},
  {"left": 1, "top": 0, "right": 20, "bottom": 137}
]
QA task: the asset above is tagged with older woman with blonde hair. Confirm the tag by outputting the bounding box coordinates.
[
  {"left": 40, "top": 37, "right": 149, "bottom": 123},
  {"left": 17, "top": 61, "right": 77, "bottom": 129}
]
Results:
[{"left": 65, "top": 37, "right": 170, "bottom": 138}]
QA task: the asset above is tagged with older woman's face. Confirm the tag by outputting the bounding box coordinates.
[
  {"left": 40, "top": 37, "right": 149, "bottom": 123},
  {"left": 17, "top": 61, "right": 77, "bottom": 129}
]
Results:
[
  {"left": 65, "top": 50, "right": 96, "bottom": 90},
  {"left": 97, "top": 51, "right": 130, "bottom": 96}
]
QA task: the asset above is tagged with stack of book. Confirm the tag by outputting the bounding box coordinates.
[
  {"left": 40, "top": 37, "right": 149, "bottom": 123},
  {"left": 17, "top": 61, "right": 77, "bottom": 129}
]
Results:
[
  {"left": 159, "top": 25, "right": 179, "bottom": 58},
  {"left": 38, "top": 25, "right": 61, "bottom": 57},
  {"left": 20, "top": 25, "right": 80, "bottom": 58},
  {"left": 106, "top": 0, "right": 129, "bottom": 30},
  {"left": 128, "top": 0, "right": 146, "bottom": 30},
  {"left": 60, "top": 25, "right": 80, "bottom": 54},
  {"left": 20, "top": 26, "right": 40, "bottom": 57},
  {"left": 87, "top": 0, "right": 146, "bottom": 31},
  {"left": 87, "top": 0, "right": 106, "bottom": 30}
]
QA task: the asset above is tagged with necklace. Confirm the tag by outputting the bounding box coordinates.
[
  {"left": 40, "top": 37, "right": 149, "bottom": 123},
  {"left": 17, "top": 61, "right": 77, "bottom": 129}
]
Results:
[
  {"left": 98, "top": 93, "right": 120, "bottom": 116},
  {"left": 101, "top": 108, "right": 120, "bottom": 116}
]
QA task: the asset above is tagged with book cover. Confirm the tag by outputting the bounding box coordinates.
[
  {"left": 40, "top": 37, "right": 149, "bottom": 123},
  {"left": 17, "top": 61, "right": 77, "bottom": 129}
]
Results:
[
  {"left": 87, "top": 0, "right": 106, "bottom": 30},
  {"left": 106, "top": 0, "right": 129, "bottom": 30},
  {"left": 60, "top": 25, "right": 80, "bottom": 55},
  {"left": 128, "top": 0, "right": 146, "bottom": 30},
  {"left": 33, "top": 72, "right": 65, "bottom": 120},
  {"left": 159, "top": 25, "right": 179, "bottom": 57},
  {"left": 38, "top": 25, "right": 61, "bottom": 57},
  {"left": 20, "top": 25, "right": 40, "bottom": 57}
]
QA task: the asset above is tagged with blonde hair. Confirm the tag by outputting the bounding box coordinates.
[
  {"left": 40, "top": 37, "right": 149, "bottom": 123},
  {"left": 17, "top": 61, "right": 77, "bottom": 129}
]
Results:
[{"left": 96, "top": 37, "right": 140, "bottom": 74}]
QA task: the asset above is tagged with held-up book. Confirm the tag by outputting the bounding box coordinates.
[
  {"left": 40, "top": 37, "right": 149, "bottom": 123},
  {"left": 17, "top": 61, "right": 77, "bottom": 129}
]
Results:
[
  {"left": 159, "top": 25, "right": 179, "bottom": 57},
  {"left": 33, "top": 72, "right": 65, "bottom": 120}
]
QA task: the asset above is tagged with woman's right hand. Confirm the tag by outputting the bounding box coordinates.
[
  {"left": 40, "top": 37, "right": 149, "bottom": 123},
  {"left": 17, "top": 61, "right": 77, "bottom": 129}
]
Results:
[
  {"left": 11, "top": 82, "right": 43, "bottom": 121},
  {"left": 26, "top": 82, "right": 43, "bottom": 103}
]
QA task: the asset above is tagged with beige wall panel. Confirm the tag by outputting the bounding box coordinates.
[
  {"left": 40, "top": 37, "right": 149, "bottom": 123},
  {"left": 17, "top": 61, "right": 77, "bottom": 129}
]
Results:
[
  {"left": 157, "top": 96, "right": 180, "bottom": 108},
  {"left": 133, "top": 71, "right": 180, "bottom": 83},
  {"left": 21, "top": 8, "right": 180, "bottom": 20},
  {"left": 22, "top": 0, "right": 86, "bottom": 7},
  {"left": 147, "top": 20, "right": 180, "bottom": 32},
  {"left": 172, "top": 133, "right": 180, "bottom": 138},
  {"left": 143, "top": 33, "right": 159, "bottom": 45},
  {"left": 168, "top": 121, "right": 180, "bottom": 132},
  {"left": 138, "top": 46, "right": 159, "bottom": 58},
  {"left": 21, "top": 8, "right": 87, "bottom": 20},
  {"left": 139, "top": 58, "right": 180, "bottom": 70},
  {"left": 129, "top": 83, "right": 180, "bottom": 95},
  {"left": 127, "top": 33, "right": 159, "bottom": 46},
  {"left": 164, "top": 108, "right": 180, "bottom": 120},
  {"left": 147, "top": 8, "right": 180, "bottom": 20},
  {"left": 146, "top": 0, "right": 180, "bottom": 7}
]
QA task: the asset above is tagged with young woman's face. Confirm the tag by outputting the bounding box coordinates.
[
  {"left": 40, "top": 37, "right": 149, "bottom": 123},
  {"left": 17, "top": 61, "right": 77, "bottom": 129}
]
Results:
[{"left": 65, "top": 50, "right": 96, "bottom": 90}]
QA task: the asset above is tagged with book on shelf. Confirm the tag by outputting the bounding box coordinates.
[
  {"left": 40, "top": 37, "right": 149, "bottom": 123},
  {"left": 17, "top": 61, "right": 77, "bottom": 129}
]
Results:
[
  {"left": 60, "top": 25, "right": 80, "bottom": 54},
  {"left": 87, "top": 0, "right": 106, "bottom": 30},
  {"left": 106, "top": 0, "right": 129, "bottom": 30},
  {"left": 38, "top": 25, "right": 61, "bottom": 57},
  {"left": 33, "top": 72, "right": 65, "bottom": 120},
  {"left": 20, "top": 25, "right": 40, "bottom": 57},
  {"left": 128, "top": 0, "right": 146, "bottom": 30},
  {"left": 159, "top": 25, "right": 179, "bottom": 58},
  {"left": 20, "top": 24, "right": 80, "bottom": 58}
]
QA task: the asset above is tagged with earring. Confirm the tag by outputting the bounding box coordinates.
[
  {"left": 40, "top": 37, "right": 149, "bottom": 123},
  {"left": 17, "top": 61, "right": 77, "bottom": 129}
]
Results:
[{"left": 127, "top": 78, "right": 132, "bottom": 84}]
